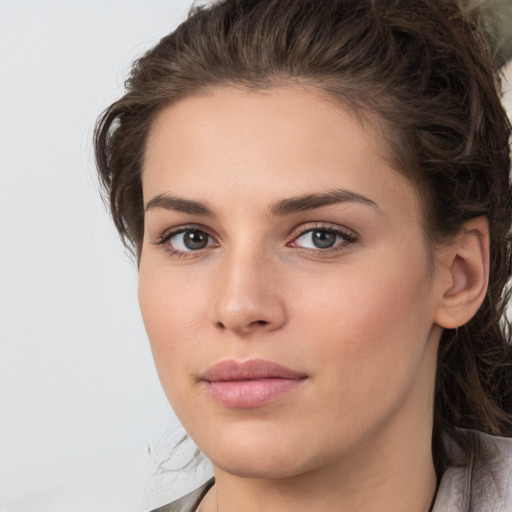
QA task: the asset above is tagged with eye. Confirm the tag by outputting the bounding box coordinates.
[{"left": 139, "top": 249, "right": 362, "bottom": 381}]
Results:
[
  {"left": 289, "top": 225, "right": 357, "bottom": 251},
  {"left": 156, "top": 227, "right": 216, "bottom": 255}
]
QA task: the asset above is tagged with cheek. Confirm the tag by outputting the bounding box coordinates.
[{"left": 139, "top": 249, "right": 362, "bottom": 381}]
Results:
[
  {"left": 138, "top": 268, "right": 206, "bottom": 396},
  {"left": 139, "top": 264, "right": 207, "bottom": 335},
  {"left": 292, "top": 248, "right": 434, "bottom": 388}
]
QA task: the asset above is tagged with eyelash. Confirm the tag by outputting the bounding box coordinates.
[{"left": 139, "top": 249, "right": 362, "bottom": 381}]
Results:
[
  {"left": 154, "top": 224, "right": 217, "bottom": 259},
  {"left": 153, "top": 222, "right": 358, "bottom": 259},
  {"left": 287, "top": 222, "right": 358, "bottom": 255}
]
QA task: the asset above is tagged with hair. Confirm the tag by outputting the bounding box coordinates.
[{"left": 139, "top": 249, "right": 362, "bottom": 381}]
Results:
[{"left": 95, "top": 0, "right": 512, "bottom": 477}]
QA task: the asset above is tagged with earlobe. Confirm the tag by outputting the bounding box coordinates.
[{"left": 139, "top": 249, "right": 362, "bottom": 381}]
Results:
[{"left": 434, "top": 217, "right": 490, "bottom": 329}]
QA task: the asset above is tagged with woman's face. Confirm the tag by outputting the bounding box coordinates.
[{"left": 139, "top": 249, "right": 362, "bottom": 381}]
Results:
[{"left": 139, "top": 86, "right": 445, "bottom": 479}]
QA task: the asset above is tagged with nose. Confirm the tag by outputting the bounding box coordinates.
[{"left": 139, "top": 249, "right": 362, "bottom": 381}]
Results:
[{"left": 211, "top": 248, "right": 287, "bottom": 336}]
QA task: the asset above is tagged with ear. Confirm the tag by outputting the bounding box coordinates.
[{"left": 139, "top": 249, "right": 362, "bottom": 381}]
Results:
[{"left": 433, "top": 217, "right": 490, "bottom": 329}]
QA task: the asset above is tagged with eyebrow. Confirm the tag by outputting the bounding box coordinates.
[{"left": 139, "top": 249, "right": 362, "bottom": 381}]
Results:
[
  {"left": 144, "top": 188, "right": 378, "bottom": 217},
  {"left": 269, "top": 189, "right": 378, "bottom": 216},
  {"left": 144, "top": 194, "right": 215, "bottom": 216}
]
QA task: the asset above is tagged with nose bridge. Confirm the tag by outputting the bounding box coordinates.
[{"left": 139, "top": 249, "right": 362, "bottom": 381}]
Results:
[{"left": 212, "top": 238, "right": 286, "bottom": 334}]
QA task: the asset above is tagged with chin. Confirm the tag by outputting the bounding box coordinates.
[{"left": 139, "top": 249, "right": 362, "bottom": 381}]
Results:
[
  {"left": 197, "top": 426, "right": 323, "bottom": 480},
  {"left": 211, "top": 453, "right": 311, "bottom": 480}
]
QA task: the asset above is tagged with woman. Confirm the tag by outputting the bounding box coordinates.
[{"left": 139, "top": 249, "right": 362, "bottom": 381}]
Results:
[{"left": 95, "top": 0, "right": 512, "bottom": 510}]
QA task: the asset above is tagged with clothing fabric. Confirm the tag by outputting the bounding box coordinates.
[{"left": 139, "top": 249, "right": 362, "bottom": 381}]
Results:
[
  {"left": 431, "top": 431, "right": 512, "bottom": 511},
  {"left": 150, "top": 480, "right": 213, "bottom": 512},
  {"left": 150, "top": 431, "right": 512, "bottom": 512}
]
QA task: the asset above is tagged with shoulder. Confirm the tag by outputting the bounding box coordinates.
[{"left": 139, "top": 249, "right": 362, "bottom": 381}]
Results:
[
  {"left": 433, "top": 430, "right": 512, "bottom": 512},
  {"left": 149, "top": 479, "right": 214, "bottom": 512}
]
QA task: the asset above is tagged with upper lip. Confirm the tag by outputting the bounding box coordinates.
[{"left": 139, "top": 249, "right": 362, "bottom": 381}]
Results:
[{"left": 201, "top": 359, "right": 307, "bottom": 382}]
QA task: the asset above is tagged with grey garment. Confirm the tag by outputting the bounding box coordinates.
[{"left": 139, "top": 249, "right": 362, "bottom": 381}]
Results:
[
  {"left": 150, "top": 431, "right": 512, "bottom": 512},
  {"left": 149, "top": 479, "right": 214, "bottom": 512},
  {"left": 432, "top": 431, "right": 512, "bottom": 511}
]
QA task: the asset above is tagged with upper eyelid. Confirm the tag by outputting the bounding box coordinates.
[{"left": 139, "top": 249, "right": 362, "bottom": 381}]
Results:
[
  {"left": 155, "top": 224, "right": 217, "bottom": 243},
  {"left": 289, "top": 221, "right": 358, "bottom": 238},
  {"left": 155, "top": 221, "right": 354, "bottom": 236}
]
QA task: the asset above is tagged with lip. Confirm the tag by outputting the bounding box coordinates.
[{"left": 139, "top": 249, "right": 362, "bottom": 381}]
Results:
[{"left": 200, "top": 359, "right": 308, "bottom": 409}]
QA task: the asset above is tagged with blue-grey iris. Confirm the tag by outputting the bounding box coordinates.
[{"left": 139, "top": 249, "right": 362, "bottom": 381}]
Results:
[
  {"left": 312, "top": 230, "right": 336, "bottom": 249},
  {"left": 184, "top": 230, "right": 209, "bottom": 250}
]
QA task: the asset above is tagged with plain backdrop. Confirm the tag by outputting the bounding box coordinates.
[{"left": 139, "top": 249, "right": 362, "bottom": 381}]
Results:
[
  {"left": 0, "top": 2, "right": 511, "bottom": 511},
  {"left": 0, "top": 2, "right": 212, "bottom": 512}
]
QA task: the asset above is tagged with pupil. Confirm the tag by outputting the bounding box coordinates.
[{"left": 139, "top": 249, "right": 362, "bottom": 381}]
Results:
[
  {"left": 184, "top": 230, "right": 208, "bottom": 250},
  {"left": 312, "top": 230, "right": 336, "bottom": 249}
]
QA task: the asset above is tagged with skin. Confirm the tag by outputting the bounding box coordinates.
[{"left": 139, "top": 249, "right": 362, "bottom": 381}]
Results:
[{"left": 138, "top": 86, "right": 486, "bottom": 512}]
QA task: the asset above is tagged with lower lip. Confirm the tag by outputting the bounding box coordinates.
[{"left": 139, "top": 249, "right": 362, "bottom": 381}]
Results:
[{"left": 204, "top": 378, "right": 305, "bottom": 408}]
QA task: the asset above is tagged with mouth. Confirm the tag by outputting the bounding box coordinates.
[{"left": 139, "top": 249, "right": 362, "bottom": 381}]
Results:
[{"left": 200, "top": 359, "right": 308, "bottom": 409}]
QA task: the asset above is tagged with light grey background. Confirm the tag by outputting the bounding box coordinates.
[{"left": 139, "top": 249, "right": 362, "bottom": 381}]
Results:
[
  {"left": 0, "top": 2, "right": 510, "bottom": 511},
  {"left": 0, "top": 2, "right": 211, "bottom": 511}
]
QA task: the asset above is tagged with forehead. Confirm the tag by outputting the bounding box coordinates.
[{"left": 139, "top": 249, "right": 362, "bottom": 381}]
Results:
[{"left": 142, "top": 86, "right": 420, "bottom": 222}]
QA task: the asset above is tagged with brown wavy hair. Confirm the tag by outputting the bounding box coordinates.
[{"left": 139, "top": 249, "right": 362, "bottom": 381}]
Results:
[{"left": 94, "top": 0, "right": 512, "bottom": 475}]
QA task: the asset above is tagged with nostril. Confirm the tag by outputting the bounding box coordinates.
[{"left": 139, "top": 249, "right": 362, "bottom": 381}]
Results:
[
  {"left": 214, "top": 318, "right": 271, "bottom": 333},
  {"left": 250, "top": 320, "right": 269, "bottom": 327}
]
